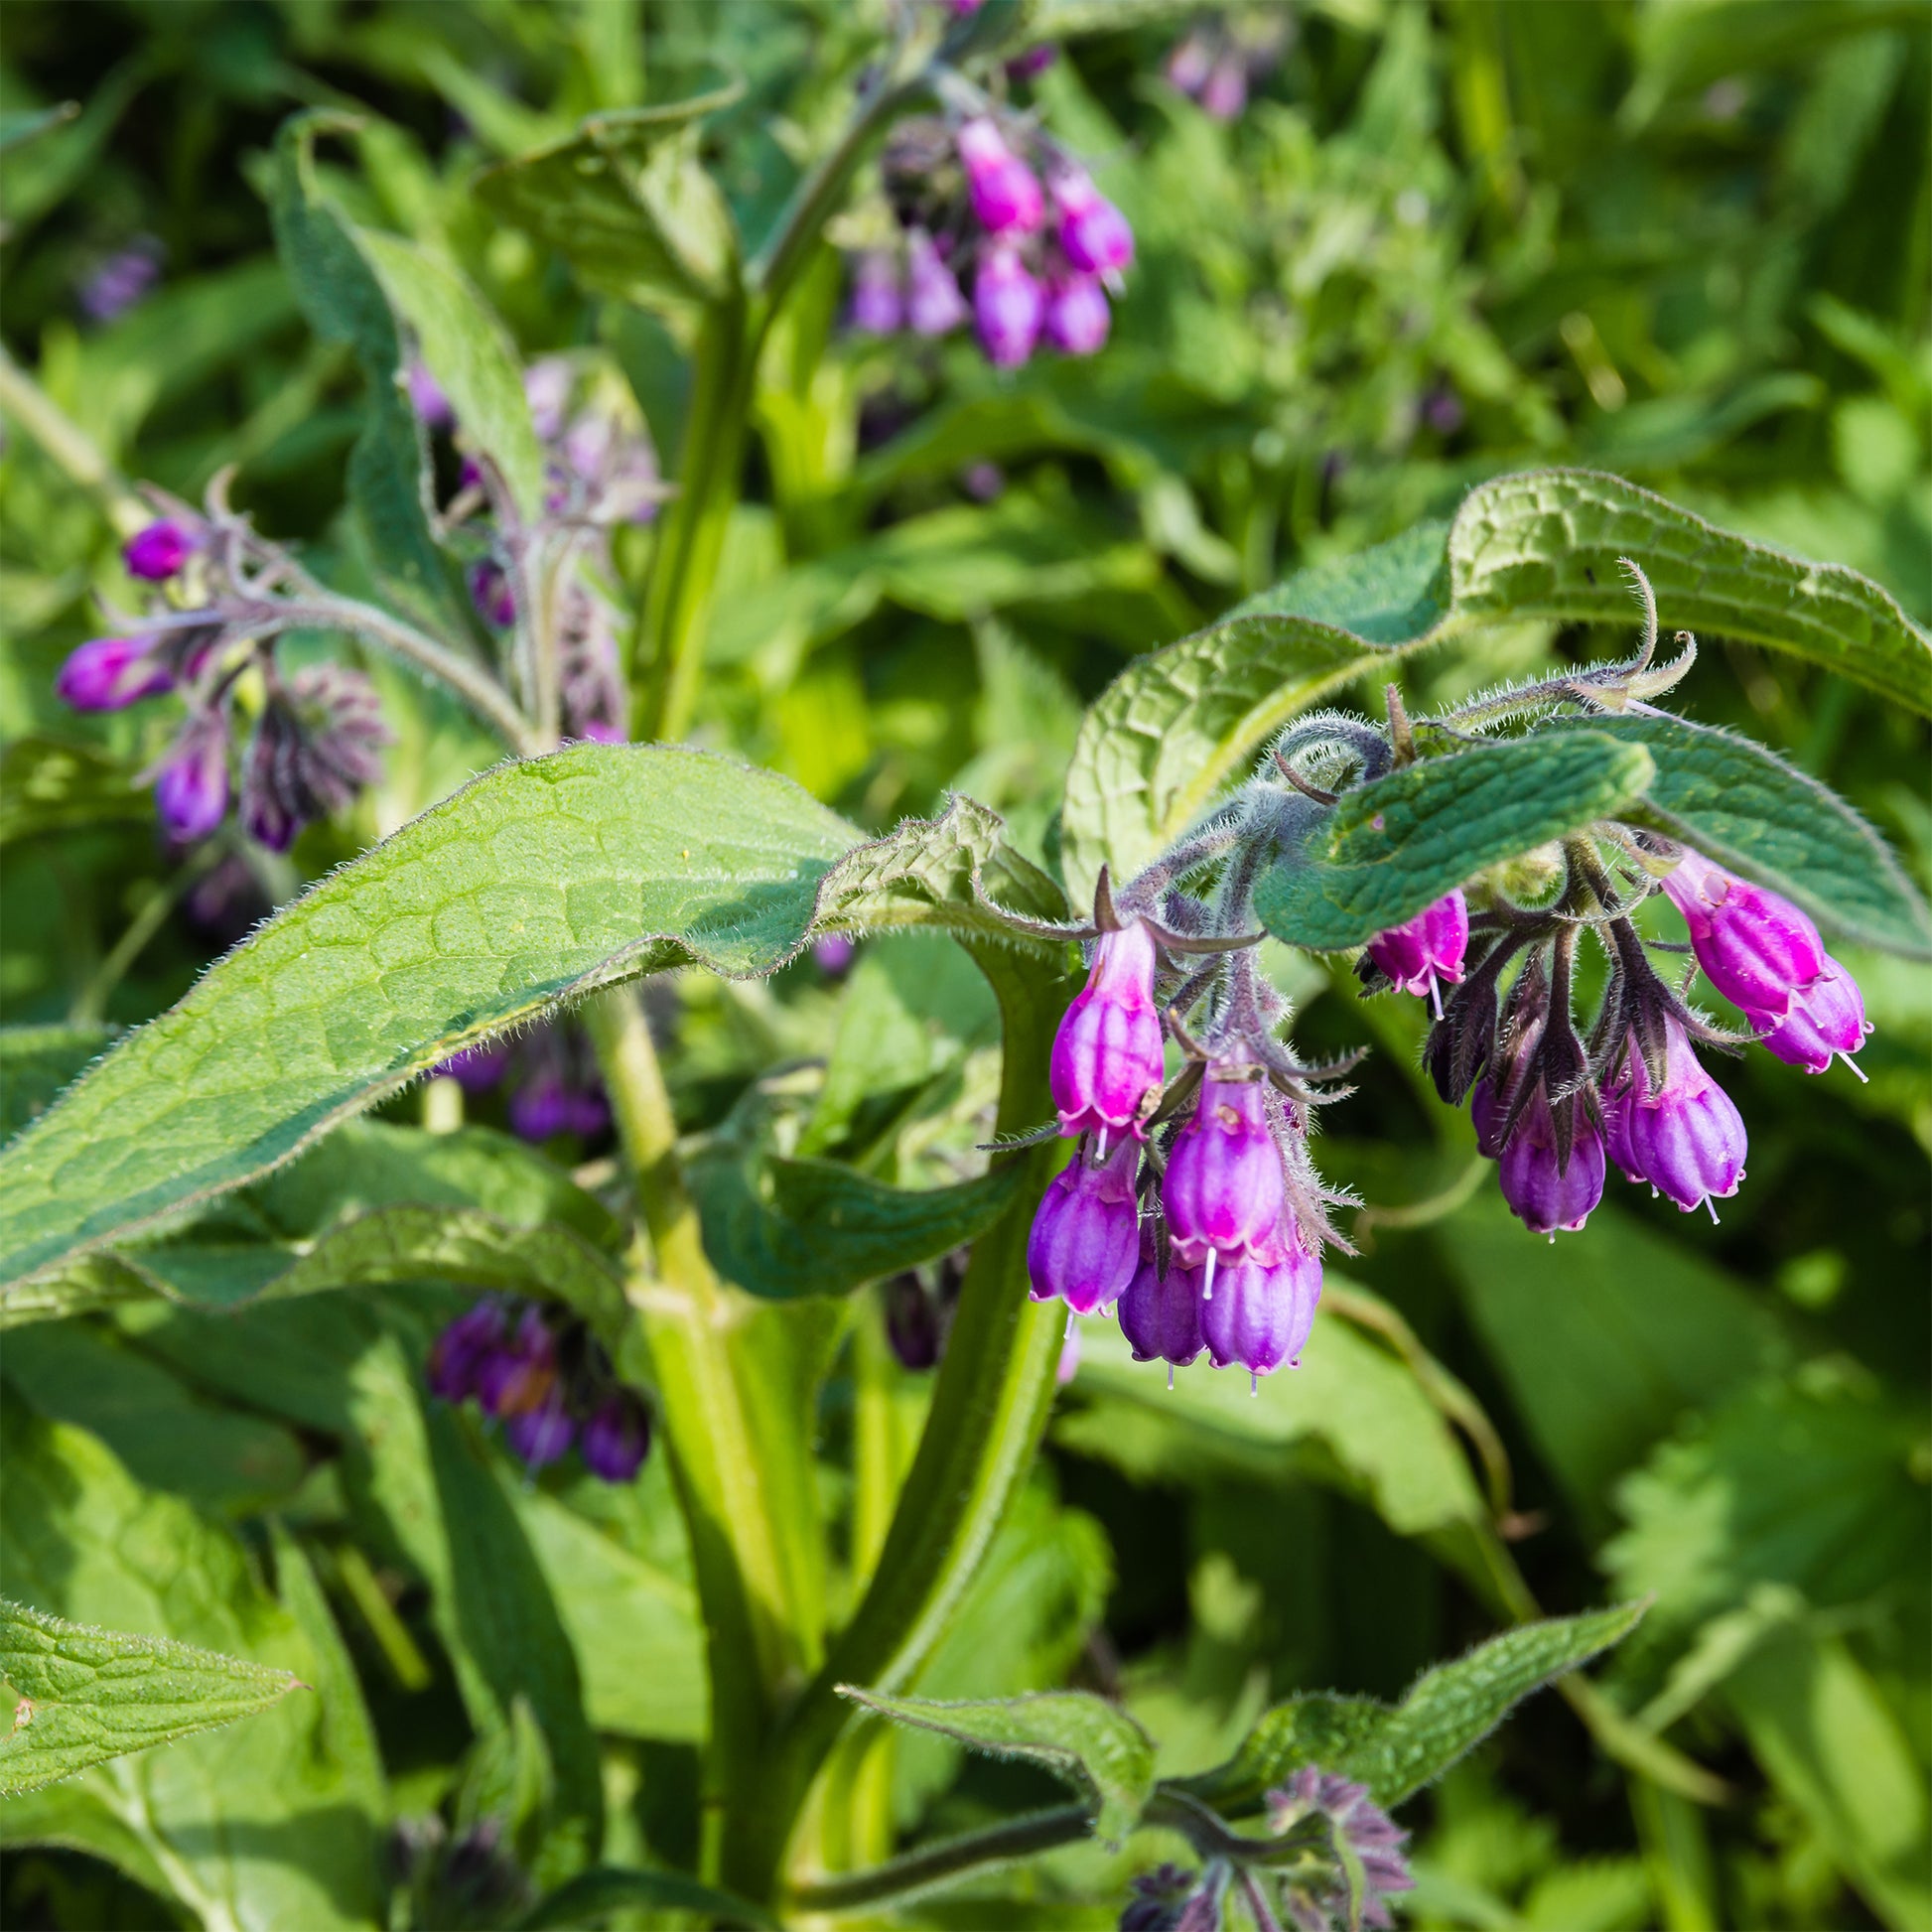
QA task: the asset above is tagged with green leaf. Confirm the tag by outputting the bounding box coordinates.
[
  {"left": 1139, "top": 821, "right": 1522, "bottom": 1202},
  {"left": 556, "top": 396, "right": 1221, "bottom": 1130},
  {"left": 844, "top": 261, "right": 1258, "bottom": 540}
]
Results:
[
  {"left": 690, "top": 1146, "right": 1023, "bottom": 1301},
  {"left": 355, "top": 229, "right": 548, "bottom": 522},
  {"left": 0, "top": 745, "right": 855, "bottom": 1287},
  {"left": 268, "top": 111, "right": 462, "bottom": 634},
  {"left": 1449, "top": 470, "right": 1932, "bottom": 714},
  {"left": 1181, "top": 1604, "right": 1646, "bottom": 1814},
  {"left": 1545, "top": 713, "right": 1932, "bottom": 959},
  {"left": 1, "top": 1023, "right": 111, "bottom": 1138},
  {"left": 0, "top": 738, "right": 147, "bottom": 848},
  {"left": 1254, "top": 733, "right": 1656, "bottom": 951},
  {"left": 513, "top": 1864, "right": 780, "bottom": 1932},
  {"left": 0, "top": 1596, "right": 301, "bottom": 1798},
  {"left": 839, "top": 1686, "right": 1157, "bottom": 1848},
  {"left": 0, "top": 100, "right": 79, "bottom": 157},
  {"left": 475, "top": 96, "right": 743, "bottom": 317}
]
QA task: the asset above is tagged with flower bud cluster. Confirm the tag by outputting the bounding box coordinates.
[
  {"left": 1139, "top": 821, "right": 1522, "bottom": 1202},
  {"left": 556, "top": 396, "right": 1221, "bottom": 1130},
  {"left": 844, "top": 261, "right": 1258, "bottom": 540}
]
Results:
[
  {"left": 851, "top": 107, "right": 1133, "bottom": 367},
  {"left": 434, "top": 1019, "right": 611, "bottom": 1146},
  {"left": 1165, "top": 13, "right": 1291, "bottom": 120},
  {"left": 427, "top": 1296, "right": 651, "bottom": 1481}
]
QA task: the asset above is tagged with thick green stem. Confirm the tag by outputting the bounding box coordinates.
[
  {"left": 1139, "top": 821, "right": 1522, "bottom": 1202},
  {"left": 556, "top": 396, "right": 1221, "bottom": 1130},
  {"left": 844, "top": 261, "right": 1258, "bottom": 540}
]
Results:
[
  {"left": 786, "top": 1803, "right": 1091, "bottom": 1912},
  {"left": 724, "top": 940, "right": 1070, "bottom": 1901}
]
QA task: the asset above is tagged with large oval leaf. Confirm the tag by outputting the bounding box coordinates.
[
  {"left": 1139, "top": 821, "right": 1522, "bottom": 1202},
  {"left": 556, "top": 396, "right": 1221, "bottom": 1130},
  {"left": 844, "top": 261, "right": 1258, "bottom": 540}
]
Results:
[{"left": 1254, "top": 733, "right": 1656, "bottom": 951}]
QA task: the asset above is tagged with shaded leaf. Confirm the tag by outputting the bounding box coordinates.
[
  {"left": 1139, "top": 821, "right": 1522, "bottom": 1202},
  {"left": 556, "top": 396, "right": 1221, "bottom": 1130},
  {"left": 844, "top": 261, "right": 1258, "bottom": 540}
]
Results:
[
  {"left": 513, "top": 1863, "right": 779, "bottom": 1932},
  {"left": 840, "top": 1685, "right": 1156, "bottom": 1848},
  {"left": 0, "top": 738, "right": 146, "bottom": 847},
  {"left": 0, "top": 1023, "right": 111, "bottom": 1138},
  {"left": 0, "top": 1596, "right": 301, "bottom": 1798}
]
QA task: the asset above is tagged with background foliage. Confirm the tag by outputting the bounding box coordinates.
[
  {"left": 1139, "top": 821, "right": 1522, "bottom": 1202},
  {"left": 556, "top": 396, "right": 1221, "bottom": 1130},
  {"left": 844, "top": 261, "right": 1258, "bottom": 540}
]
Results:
[{"left": 1, "top": 2, "right": 1927, "bottom": 1928}]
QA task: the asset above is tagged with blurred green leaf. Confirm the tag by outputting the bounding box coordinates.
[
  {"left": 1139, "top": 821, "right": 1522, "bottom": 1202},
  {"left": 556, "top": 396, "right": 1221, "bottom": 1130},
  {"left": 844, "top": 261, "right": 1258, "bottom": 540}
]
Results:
[
  {"left": 514, "top": 1863, "right": 780, "bottom": 1932},
  {"left": 0, "top": 738, "right": 147, "bottom": 847},
  {"left": 0, "top": 1595, "right": 300, "bottom": 1799},
  {"left": 840, "top": 1685, "right": 1156, "bottom": 1848},
  {"left": 1255, "top": 733, "right": 1656, "bottom": 951},
  {"left": 0, "top": 1023, "right": 111, "bottom": 1138}
]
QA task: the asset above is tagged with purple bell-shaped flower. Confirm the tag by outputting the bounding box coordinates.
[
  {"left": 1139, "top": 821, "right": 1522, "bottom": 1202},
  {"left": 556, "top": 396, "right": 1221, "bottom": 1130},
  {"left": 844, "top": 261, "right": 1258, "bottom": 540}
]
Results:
[
  {"left": 1042, "top": 273, "right": 1111, "bottom": 355},
  {"left": 1162, "top": 1071, "right": 1287, "bottom": 1286},
  {"left": 504, "top": 1386, "right": 576, "bottom": 1469},
  {"left": 905, "top": 228, "right": 969, "bottom": 337},
  {"left": 580, "top": 1391, "right": 651, "bottom": 1483},
  {"left": 1049, "top": 918, "right": 1165, "bottom": 1142},
  {"left": 973, "top": 244, "right": 1045, "bottom": 366},
  {"left": 123, "top": 518, "right": 199, "bottom": 582},
  {"left": 1760, "top": 955, "right": 1871, "bottom": 1076},
  {"left": 956, "top": 116, "right": 1044, "bottom": 234},
  {"left": 1118, "top": 1245, "right": 1204, "bottom": 1370},
  {"left": 1200, "top": 1228, "right": 1321, "bottom": 1379},
  {"left": 1604, "top": 1020, "right": 1746, "bottom": 1217},
  {"left": 847, "top": 251, "right": 904, "bottom": 335},
  {"left": 1048, "top": 166, "right": 1134, "bottom": 276},
  {"left": 1493, "top": 1085, "right": 1605, "bottom": 1236},
  {"left": 1662, "top": 849, "right": 1827, "bottom": 1019},
  {"left": 151, "top": 710, "right": 230, "bottom": 843},
  {"left": 427, "top": 1300, "right": 509, "bottom": 1405},
  {"left": 57, "top": 635, "right": 176, "bottom": 711},
  {"left": 1027, "top": 1137, "right": 1141, "bottom": 1316},
  {"left": 1366, "top": 890, "right": 1468, "bottom": 1016}
]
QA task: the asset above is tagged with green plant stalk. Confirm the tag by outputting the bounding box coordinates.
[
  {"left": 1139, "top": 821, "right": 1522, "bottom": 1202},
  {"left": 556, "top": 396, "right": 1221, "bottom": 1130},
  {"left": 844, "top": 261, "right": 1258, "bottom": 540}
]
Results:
[
  {"left": 583, "top": 984, "right": 824, "bottom": 1875},
  {"left": 723, "top": 938, "right": 1070, "bottom": 1901},
  {"left": 786, "top": 1802, "right": 1093, "bottom": 1912}
]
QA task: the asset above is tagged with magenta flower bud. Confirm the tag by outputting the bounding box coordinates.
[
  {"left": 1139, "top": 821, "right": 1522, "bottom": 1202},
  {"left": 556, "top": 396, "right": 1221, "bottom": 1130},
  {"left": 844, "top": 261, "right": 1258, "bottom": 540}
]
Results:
[
  {"left": 123, "top": 518, "right": 197, "bottom": 581},
  {"left": 1662, "top": 849, "right": 1826, "bottom": 1020},
  {"left": 427, "top": 1300, "right": 508, "bottom": 1404},
  {"left": 1200, "top": 1231, "right": 1321, "bottom": 1377},
  {"left": 505, "top": 1387, "right": 576, "bottom": 1469},
  {"left": 1607, "top": 1021, "right": 1746, "bottom": 1216},
  {"left": 1366, "top": 890, "right": 1468, "bottom": 1014},
  {"left": 1496, "top": 1089, "right": 1605, "bottom": 1235},
  {"left": 580, "top": 1391, "right": 650, "bottom": 1483},
  {"left": 152, "top": 712, "right": 229, "bottom": 843},
  {"left": 973, "top": 245, "right": 1044, "bottom": 366},
  {"left": 1118, "top": 1247, "right": 1204, "bottom": 1368},
  {"left": 957, "top": 117, "right": 1044, "bottom": 234},
  {"left": 905, "top": 228, "right": 970, "bottom": 337},
  {"left": 1759, "top": 955, "right": 1871, "bottom": 1074},
  {"left": 1049, "top": 168, "right": 1134, "bottom": 276},
  {"left": 1162, "top": 1073, "right": 1287, "bottom": 1276},
  {"left": 1049, "top": 919, "right": 1165, "bottom": 1141},
  {"left": 848, "top": 252, "right": 904, "bottom": 334},
  {"left": 814, "top": 933, "right": 856, "bottom": 976},
  {"left": 1027, "top": 1139, "right": 1141, "bottom": 1315},
  {"left": 1200, "top": 57, "right": 1249, "bottom": 119},
  {"left": 1042, "top": 274, "right": 1111, "bottom": 355},
  {"left": 56, "top": 636, "right": 173, "bottom": 711}
]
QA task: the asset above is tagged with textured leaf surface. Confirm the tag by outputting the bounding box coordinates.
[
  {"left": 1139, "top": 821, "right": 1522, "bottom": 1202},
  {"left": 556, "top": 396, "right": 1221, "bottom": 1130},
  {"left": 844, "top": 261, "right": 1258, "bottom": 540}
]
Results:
[
  {"left": 356, "top": 229, "right": 546, "bottom": 521},
  {"left": 691, "top": 1149, "right": 1022, "bottom": 1301},
  {"left": 0, "top": 1596, "right": 300, "bottom": 1797},
  {"left": 1182, "top": 1604, "right": 1645, "bottom": 1813},
  {"left": 840, "top": 1686, "right": 1156, "bottom": 1847},
  {"left": 1255, "top": 734, "right": 1655, "bottom": 950},
  {"left": 1548, "top": 713, "right": 1932, "bottom": 958}
]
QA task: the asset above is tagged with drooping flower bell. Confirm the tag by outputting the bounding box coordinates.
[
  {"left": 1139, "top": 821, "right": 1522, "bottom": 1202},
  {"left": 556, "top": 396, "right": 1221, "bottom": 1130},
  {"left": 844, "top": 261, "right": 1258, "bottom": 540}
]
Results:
[
  {"left": 240, "top": 664, "right": 391, "bottom": 853},
  {"left": 1661, "top": 849, "right": 1826, "bottom": 1019},
  {"left": 1162, "top": 1071, "right": 1288, "bottom": 1286},
  {"left": 847, "top": 251, "right": 903, "bottom": 335},
  {"left": 504, "top": 1386, "right": 576, "bottom": 1469},
  {"left": 1759, "top": 956, "right": 1870, "bottom": 1075},
  {"left": 1048, "top": 166, "right": 1134, "bottom": 277},
  {"left": 151, "top": 709, "right": 230, "bottom": 843},
  {"left": 579, "top": 1391, "right": 651, "bottom": 1483},
  {"left": 1050, "top": 915, "right": 1165, "bottom": 1143},
  {"left": 1366, "top": 890, "right": 1468, "bottom": 1016},
  {"left": 56, "top": 634, "right": 176, "bottom": 711},
  {"left": 905, "top": 227, "right": 970, "bottom": 337},
  {"left": 427, "top": 1299, "right": 509, "bottom": 1405},
  {"left": 1118, "top": 1244, "right": 1204, "bottom": 1371},
  {"left": 1199, "top": 1230, "right": 1321, "bottom": 1379},
  {"left": 124, "top": 518, "right": 199, "bottom": 582},
  {"left": 1027, "top": 1137, "right": 1141, "bottom": 1315},
  {"left": 1603, "top": 1019, "right": 1746, "bottom": 1216},
  {"left": 956, "top": 116, "right": 1044, "bottom": 234},
  {"left": 1489, "top": 1083, "right": 1605, "bottom": 1236},
  {"left": 973, "top": 244, "right": 1045, "bottom": 366},
  {"left": 1042, "top": 273, "right": 1111, "bottom": 355}
]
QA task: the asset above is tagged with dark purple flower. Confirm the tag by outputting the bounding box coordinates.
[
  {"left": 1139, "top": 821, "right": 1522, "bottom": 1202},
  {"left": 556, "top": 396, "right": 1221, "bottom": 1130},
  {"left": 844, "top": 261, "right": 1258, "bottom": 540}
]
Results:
[
  {"left": 1007, "top": 44, "right": 1059, "bottom": 79},
  {"left": 957, "top": 117, "right": 1044, "bottom": 234},
  {"left": 1162, "top": 1071, "right": 1287, "bottom": 1281},
  {"left": 476, "top": 1306, "right": 556, "bottom": 1419},
  {"left": 887, "top": 1273, "right": 945, "bottom": 1370},
  {"left": 1043, "top": 274, "right": 1111, "bottom": 356},
  {"left": 1120, "top": 1863, "right": 1217, "bottom": 1932},
  {"left": 580, "top": 1391, "right": 651, "bottom": 1483},
  {"left": 437, "top": 1043, "right": 510, "bottom": 1094},
  {"left": 504, "top": 1386, "right": 576, "bottom": 1469},
  {"left": 1604, "top": 1019, "right": 1746, "bottom": 1216},
  {"left": 56, "top": 635, "right": 174, "bottom": 711},
  {"left": 1494, "top": 1086, "right": 1605, "bottom": 1235},
  {"left": 1049, "top": 167, "right": 1134, "bottom": 277},
  {"left": 905, "top": 228, "right": 970, "bottom": 337},
  {"left": 1028, "top": 1138, "right": 1142, "bottom": 1315},
  {"left": 406, "top": 361, "right": 455, "bottom": 429},
  {"left": 1200, "top": 1231, "right": 1321, "bottom": 1378},
  {"left": 428, "top": 1301, "right": 509, "bottom": 1404},
  {"left": 848, "top": 252, "right": 904, "bottom": 335},
  {"left": 1662, "top": 849, "right": 1826, "bottom": 1021},
  {"left": 1049, "top": 918, "right": 1166, "bottom": 1142},
  {"left": 1118, "top": 1247, "right": 1204, "bottom": 1369},
  {"left": 974, "top": 246, "right": 1045, "bottom": 366},
  {"left": 152, "top": 711, "right": 229, "bottom": 843},
  {"left": 123, "top": 519, "right": 198, "bottom": 582},
  {"left": 1366, "top": 890, "right": 1468, "bottom": 1016},
  {"left": 1760, "top": 955, "right": 1871, "bottom": 1075},
  {"left": 78, "top": 238, "right": 163, "bottom": 323},
  {"left": 508, "top": 1071, "right": 608, "bottom": 1143},
  {"left": 239, "top": 665, "right": 391, "bottom": 852},
  {"left": 1268, "top": 1768, "right": 1415, "bottom": 1932},
  {"left": 470, "top": 560, "right": 515, "bottom": 628},
  {"left": 1199, "top": 58, "right": 1249, "bottom": 119}
]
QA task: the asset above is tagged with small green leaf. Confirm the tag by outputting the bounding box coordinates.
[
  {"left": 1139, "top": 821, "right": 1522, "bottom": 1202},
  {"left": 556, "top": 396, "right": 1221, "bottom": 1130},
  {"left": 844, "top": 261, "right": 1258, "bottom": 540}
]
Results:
[
  {"left": 513, "top": 1864, "right": 780, "bottom": 1932},
  {"left": 1545, "top": 713, "right": 1932, "bottom": 959},
  {"left": 690, "top": 1149, "right": 1023, "bottom": 1301},
  {"left": 0, "top": 1596, "right": 301, "bottom": 1798},
  {"left": 355, "top": 229, "right": 548, "bottom": 522},
  {"left": 1182, "top": 1603, "right": 1646, "bottom": 1814},
  {"left": 475, "top": 97, "right": 743, "bottom": 317},
  {"left": 1, "top": 1024, "right": 111, "bottom": 1138},
  {"left": 0, "top": 738, "right": 146, "bottom": 848},
  {"left": 839, "top": 1686, "right": 1157, "bottom": 1848},
  {"left": 1254, "top": 734, "right": 1655, "bottom": 951}
]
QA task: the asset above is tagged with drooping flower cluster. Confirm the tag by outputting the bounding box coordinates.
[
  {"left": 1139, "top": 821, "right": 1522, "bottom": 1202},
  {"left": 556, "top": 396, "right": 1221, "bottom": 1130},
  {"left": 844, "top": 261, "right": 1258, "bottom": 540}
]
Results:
[
  {"left": 434, "top": 1020, "right": 611, "bottom": 1146},
  {"left": 1166, "top": 13, "right": 1292, "bottom": 120},
  {"left": 56, "top": 492, "right": 393, "bottom": 849},
  {"left": 427, "top": 1296, "right": 650, "bottom": 1481},
  {"left": 1266, "top": 1769, "right": 1415, "bottom": 1932},
  {"left": 850, "top": 101, "right": 1133, "bottom": 366}
]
